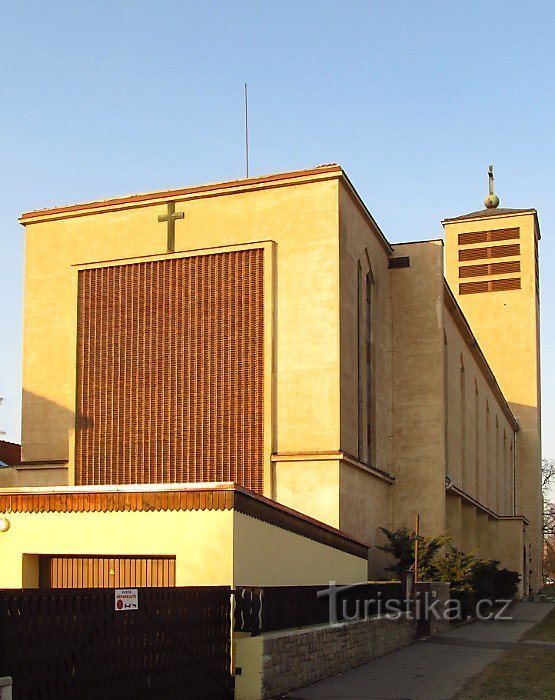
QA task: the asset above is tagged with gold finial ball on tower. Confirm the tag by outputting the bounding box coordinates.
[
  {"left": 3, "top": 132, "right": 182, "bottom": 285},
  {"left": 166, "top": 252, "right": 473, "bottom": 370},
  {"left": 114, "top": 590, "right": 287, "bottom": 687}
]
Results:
[{"left": 484, "top": 193, "right": 500, "bottom": 209}]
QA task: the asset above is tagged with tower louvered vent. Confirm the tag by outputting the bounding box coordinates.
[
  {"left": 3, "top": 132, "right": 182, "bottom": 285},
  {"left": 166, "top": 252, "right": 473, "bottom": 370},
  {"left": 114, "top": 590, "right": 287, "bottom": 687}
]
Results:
[{"left": 458, "top": 228, "right": 521, "bottom": 295}]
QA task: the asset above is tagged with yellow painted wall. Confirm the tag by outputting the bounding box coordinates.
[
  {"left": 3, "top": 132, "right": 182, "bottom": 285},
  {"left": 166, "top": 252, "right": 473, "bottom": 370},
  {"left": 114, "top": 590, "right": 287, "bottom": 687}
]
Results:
[
  {"left": 19, "top": 173, "right": 341, "bottom": 495},
  {"left": 446, "top": 493, "right": 462, "bottom": 549},
  {"left": 234, "top": 635, "right": 263, "bottom": 700},
  {"left": 0, "top": 504, "right": 367, "bottom": 588},
  {"left": 338, "top": 182, "right": 393, "bottom": 472},
  {"left": 0, "top": 508, "right": 234, "bottom": 588},
  {"left": 233, "top": 511, "right": 367, "bottom": 585},
  {"left": 476, "top": 511, "right": 489, "bottom": 558},
  {"left": 496, "top": 518, "right": 525, "bottom": 582},
  {"left": 460, "top": 502, "right": 477, "bottom": 553},
  {"left": 390, "top": 241, "right": 446, "bottom": 537},
  {"left": 273, "top": 459, "right": 340, "bottom": 527},
  {"left": 271, "top": 181, "right": 396, "bottom": 554},
  {"left": 0, "top": 466, "right": 68, "bottom": 488},
  {"left": 338, "top": 462, "right": 392, "bottom": 578},
  {"left": 444, "top": 309, "right": 515, "bottom": 513}
]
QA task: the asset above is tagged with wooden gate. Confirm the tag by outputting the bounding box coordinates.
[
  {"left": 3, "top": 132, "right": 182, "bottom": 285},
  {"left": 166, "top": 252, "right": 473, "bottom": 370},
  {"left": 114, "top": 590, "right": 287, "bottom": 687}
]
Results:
[
  {"left": 39, "top": 555, "right": 176, "bottom": 588},
  {"left": 0, "top": 587, "right": 233, "bottom": 699}
]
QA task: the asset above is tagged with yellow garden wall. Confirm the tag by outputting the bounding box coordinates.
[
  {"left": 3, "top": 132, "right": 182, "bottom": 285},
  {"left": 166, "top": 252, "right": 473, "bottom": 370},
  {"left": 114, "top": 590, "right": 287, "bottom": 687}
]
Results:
[
  {"left": 233, "top": 511, "right": 367, "bottom": 586},
  {"left": 0, "top": 493, "right": 367, "bottom": 589}
]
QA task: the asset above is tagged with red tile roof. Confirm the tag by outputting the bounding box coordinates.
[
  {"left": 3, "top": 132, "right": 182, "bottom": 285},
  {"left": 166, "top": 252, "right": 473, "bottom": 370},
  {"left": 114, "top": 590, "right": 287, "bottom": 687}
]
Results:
[{"left": 0, "top": 440, "right": 21, "bottom": 466}]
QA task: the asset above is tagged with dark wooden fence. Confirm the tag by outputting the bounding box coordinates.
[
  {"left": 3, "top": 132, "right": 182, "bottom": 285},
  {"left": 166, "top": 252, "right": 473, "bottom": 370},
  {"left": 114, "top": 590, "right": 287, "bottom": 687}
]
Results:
[
  {"left": 0, "top": 587, "right": 233, "bottom": 699},
  {"left": 234, "top": 582, "right": 404, "bottom": 635}
]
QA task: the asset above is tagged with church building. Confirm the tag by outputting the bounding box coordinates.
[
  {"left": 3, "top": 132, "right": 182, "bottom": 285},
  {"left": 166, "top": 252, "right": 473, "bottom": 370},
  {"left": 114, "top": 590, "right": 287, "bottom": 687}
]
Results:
[{"left": 0, "top": 164, "right": 542, "bottom": 593}]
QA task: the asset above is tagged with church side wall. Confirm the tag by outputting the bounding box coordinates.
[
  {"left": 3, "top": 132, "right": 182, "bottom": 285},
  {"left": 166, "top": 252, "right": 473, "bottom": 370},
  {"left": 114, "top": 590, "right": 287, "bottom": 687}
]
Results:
[
  {"left": 444, "top": 309, "right": 516, "bottom": 515},
  {"left": 338, "top": 463, "right": 391, "bottom": 578},
  {"left": 338, "top": 184, "right": 393, "bottom": 474},
  {"left": 390, "top": 241, "right": 446, "bottom": 537},
  {"left": 337, "top": 184, "right": 394, "bottom": 552}
]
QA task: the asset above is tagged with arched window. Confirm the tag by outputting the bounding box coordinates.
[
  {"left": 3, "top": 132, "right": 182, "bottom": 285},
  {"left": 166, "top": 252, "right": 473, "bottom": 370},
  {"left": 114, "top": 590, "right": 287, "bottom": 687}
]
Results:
[
  {"left": 510, "top": 439, "right": 515, "bottom": 514},
  {"left": 486, "top": 401, "right": 491, "bottom": 504},
  {"left": 493, "top": 416, "right": 501, "bottom": 513},
  {"left": 444, "top": 332, "right": 449, "bottom": 470},
  {"left": 357, "top": 252, "right": 375, "bottom": 466},
  {"left": 475, "top": 381, "right": 480, "bottom": 499},
  {"left": 503, "top": 429, "right": 508, "bottom": 514},
  {"left": 460, "top": 357, "right": 466, "bottom": 488}
]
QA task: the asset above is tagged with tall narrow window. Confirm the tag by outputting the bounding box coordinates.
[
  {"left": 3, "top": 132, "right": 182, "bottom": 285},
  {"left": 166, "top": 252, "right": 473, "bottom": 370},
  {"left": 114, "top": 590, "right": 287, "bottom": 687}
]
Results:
[
  {"left": 475, "top": 382, "right": 480, "bottom": 500},
  {"left": 494, "top": 416, "right": 501, "bottom": 513},
  {"left": 502, "top": 430, "right": 507, "bottom": 514},
  {"left": 444, "top": 333, "right": 449, "bottom": 472},
  {"left": 460, "top": 358, "right": 466, "bottom": 489},
  {"left": 366, "top": 272, "right": 375, "bottom": 465},
  {"left": 510, "top": 440, "right": 515, "bottom": 514},
  {"left": 357, "top": 263, "right": 363, "bottom": 460},
  {"left": 357, "top": 261, "right": 375, "bottom": 466},
  {"left": 486, "top": 402, "right": 491, "bottom": 506}
]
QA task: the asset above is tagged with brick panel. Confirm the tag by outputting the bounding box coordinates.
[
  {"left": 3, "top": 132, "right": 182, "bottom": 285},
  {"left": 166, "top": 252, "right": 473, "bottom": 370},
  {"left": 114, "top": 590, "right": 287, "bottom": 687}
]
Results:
[{"left": 75, "top": 250, "right": 264, "bottom": 491}]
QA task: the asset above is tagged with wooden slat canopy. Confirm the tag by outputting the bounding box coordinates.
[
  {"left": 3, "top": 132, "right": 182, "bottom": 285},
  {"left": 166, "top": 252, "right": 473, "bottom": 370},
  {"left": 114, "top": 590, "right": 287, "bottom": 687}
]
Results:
[{"left": 0, "top": 485, "right": 369, "bottom": 559}]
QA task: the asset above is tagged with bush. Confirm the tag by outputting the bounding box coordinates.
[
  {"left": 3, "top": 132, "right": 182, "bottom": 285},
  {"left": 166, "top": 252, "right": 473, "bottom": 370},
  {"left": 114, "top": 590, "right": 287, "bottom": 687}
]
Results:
[
  {"left": 473, "top": 559, "right": 499, "bottom": 601},
  {"left": 428, "top": 550, "right": 520, "bottom": 601},
  {"left": 378, "top": 527, "right": 520, "bottom": 603},
  {"left": 377, "top": 526, "right": 450, "bottom": 579},
  {"left": 427, "top": 549, "right": 477, "bottom": 592},
  {"left": 494, "top": 567, "right": 520, "bottom": 598}
]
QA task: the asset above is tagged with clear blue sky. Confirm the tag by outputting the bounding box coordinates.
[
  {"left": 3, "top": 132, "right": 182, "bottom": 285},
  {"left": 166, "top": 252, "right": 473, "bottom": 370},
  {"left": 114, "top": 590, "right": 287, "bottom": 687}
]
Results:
[{"left": 1, "top": 1, "right": 554, "bottom": 457}]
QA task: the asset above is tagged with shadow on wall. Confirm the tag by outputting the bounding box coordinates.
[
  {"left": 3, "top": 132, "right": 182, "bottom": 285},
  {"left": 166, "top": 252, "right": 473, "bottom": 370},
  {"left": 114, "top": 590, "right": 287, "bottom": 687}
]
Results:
[{"left": 21, "top": 389, "right": 85, "bottom": 464}]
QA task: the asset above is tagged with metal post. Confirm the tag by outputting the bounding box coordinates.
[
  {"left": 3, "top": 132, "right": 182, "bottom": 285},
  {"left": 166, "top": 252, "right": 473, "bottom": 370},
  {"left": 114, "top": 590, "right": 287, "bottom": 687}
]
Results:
[{"left": 414, "top": 514, "right": 420, "bottom": 583}]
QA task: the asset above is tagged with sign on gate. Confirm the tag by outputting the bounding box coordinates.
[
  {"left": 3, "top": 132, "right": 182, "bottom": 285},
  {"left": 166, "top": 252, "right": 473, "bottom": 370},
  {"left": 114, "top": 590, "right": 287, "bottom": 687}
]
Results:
[
  {"left": 115, "top": 588, "right": 139, "bottom": 611},
  {"left": 0, "top": 587, "right": 233, "bottom": 697}
]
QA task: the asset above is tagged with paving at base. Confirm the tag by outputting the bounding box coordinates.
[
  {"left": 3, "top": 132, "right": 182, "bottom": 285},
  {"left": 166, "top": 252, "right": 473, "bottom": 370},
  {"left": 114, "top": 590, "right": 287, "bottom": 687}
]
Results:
[{"left": 285, "top": 602, "right": 554, "bottom": 700}]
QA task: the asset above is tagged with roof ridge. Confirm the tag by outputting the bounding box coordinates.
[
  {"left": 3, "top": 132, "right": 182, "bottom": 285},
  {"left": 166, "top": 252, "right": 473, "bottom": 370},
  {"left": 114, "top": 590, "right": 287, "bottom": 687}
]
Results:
[
  {"left": 444, "top": 207, "right": 535, "bottom": 222},
  {"left": 19, "top": 164, "right": 343, "bottom": 222}
]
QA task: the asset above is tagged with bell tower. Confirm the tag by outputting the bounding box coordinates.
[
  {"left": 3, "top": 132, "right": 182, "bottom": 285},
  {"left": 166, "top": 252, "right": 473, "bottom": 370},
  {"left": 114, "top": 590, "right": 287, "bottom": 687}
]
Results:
[{"left": 443, "top": 167, "right": 542, "bottom": 593}]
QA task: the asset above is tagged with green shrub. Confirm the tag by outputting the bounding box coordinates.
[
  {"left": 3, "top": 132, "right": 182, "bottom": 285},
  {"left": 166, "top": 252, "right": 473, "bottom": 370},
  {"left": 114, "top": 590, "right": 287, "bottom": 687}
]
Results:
[
  {"left": 494, "top": 567, "right": 520, "bottom": 598},
  {"left": 427, "top": 549, "right": 477, "bottom": 592},
  {"left": 473, "top": 559, "right": 499, "bottom": 600},
  {"left": 378, "top": 527, "right": 520, "bottom": 602},
  {"left": 377, "top": 526, "right": 450, "bottom": 579}
]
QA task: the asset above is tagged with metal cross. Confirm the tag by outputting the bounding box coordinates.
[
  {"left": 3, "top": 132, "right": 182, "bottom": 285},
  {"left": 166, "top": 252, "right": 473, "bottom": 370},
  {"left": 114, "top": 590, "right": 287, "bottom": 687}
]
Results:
[
  {"left": 488, "top": 165, "right": 495, "bottom": 196},
  {"left": 158, "top": 201, "right": 184, "bottom": 253}
]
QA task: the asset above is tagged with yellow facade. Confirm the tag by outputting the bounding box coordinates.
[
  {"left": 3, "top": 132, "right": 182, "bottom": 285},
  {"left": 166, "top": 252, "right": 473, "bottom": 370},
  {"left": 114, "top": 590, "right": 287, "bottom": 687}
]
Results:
[{"left": 2, "top": 165, "right": 542, "bottom": 591}]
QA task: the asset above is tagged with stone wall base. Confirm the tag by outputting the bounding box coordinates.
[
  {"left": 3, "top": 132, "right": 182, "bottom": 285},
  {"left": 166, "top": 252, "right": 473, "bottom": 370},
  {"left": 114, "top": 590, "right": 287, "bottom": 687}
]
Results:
[
  {"left": 235, "top": 613, "right": 415, "bottom": 699},
  {"left": 235, "top": 581, "right": 451, "bottom": 699}
]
